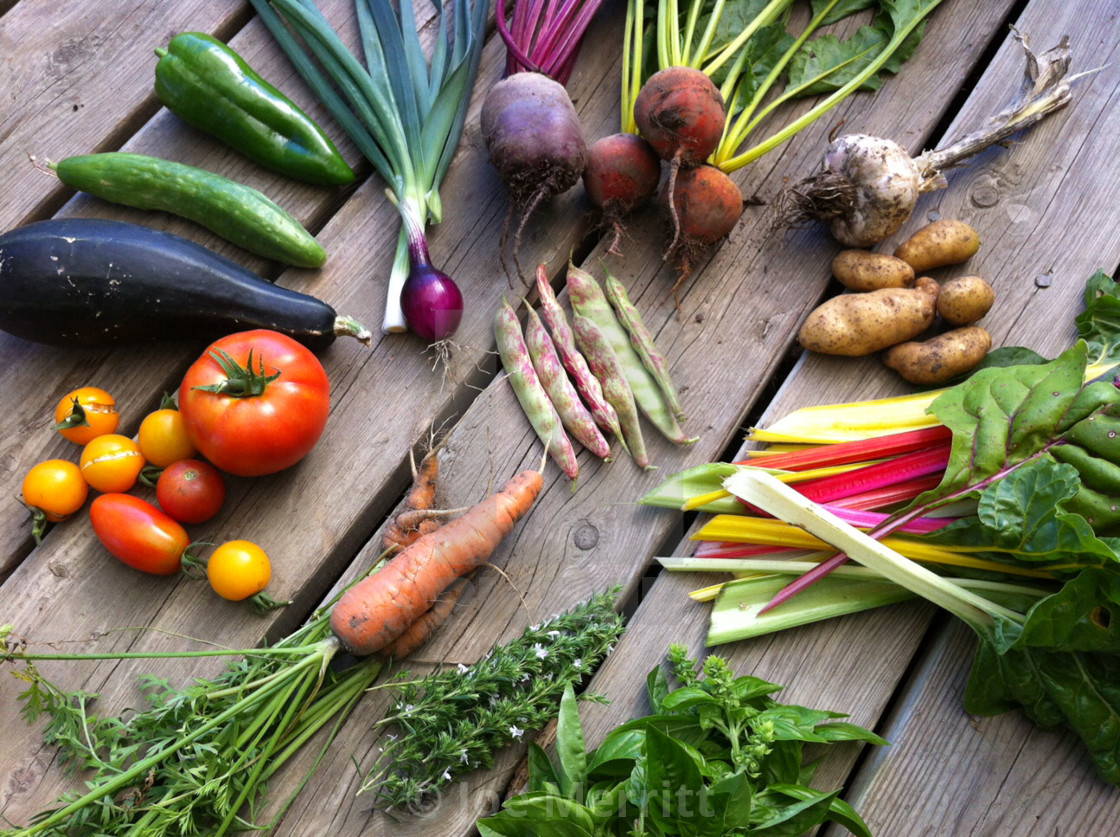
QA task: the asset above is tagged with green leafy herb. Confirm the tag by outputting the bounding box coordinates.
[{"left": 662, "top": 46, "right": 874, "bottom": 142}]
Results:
[
  {"left": 362, "top": 589, "right": 626, "bottom": 808},
  {"left": 478, "top": 645, "right": 884, "bottom": 836}
]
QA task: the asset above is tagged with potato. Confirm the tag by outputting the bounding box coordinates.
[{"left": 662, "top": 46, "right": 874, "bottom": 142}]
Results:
[
  {"left": 798, "top": 276, "right": 939, "bottom": 357},
  {"left": 937, "top": 275, "right": 995, "bottom": 325},
  {"left": 882, "top": 326, "right": 992, "bottom": 385},
  {"left": 894, "top": 219, "right": 980, "bottom": 273},
  {"left": 832, "top": 250, "right": 915, "bottom": 291}
]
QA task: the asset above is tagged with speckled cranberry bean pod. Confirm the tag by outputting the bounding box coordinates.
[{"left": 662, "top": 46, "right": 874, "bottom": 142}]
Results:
[
  {"left": 572, "top": 313, "right": 653, "bottom": 470},
  {"left": 534, "top": 265, "right": 627, "bottom": 449},
  {"left": 495, "top": 298, "right": 580, "bottom": 481},
  {"left": 603, "top": 268, "right": 685, "bottom": 423},
  {"left": 567, "top": 263, "right": 694, "bottom": 444},
  {"left": 524, "top": 304, "right": 613, "bottom": 461}
]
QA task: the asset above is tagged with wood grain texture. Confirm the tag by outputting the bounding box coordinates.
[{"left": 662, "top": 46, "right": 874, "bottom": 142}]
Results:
[{"left": 4, "top": 0, "right": 1120, "bottom": 835}]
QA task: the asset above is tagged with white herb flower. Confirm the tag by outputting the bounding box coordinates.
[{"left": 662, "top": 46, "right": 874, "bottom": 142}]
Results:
[
  {"left": 457, "top": 663, "right": 470, "bottom": 675},
  {"left": 533, "top": 643, "right": 549, "bottom": 659},
  {"left": 509, "top": 725, "right": 524, "bottom": 739}
]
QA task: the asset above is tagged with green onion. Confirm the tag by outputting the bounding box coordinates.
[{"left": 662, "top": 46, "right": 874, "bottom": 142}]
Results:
[{"left": 249, "top": 0, "right": 488, "bottom": 341}]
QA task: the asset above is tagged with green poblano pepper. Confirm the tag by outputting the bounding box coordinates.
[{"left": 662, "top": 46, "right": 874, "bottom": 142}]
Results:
[{"left": 155, "top": 32, "right": 355, "bottom": 186}]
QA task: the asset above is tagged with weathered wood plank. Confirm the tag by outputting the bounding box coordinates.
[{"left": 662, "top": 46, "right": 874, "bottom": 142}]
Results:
[
  {"left": 255, "top": 2, "right": 1025, "bottom": 834},
  {"left": 5, "top": 2, "right": 1113, "bottom": 837},
  {"left": 611, "top": 4, "right": 1120, "bottom": 837},
  {"left": 0, "top": 0, "right": 605, "bottom": 824}
]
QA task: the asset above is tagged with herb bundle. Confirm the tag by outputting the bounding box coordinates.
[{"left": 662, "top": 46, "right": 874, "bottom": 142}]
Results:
[
  {"left": 1, "top": 588, "right": 625, "bottom": 833},
  {"left": 1, "top": 617, "right": 375, "bottom": 836},
  {"left": 478, "top": 644, "right": 885, "bottom": 836},
  {"left": 363, "top": 588, "right": 626, "bottom": 807}
]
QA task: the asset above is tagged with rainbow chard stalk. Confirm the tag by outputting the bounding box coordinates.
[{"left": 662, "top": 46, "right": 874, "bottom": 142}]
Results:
[{"left": 251, "top": 0, "right": 488, "bottom": 343}]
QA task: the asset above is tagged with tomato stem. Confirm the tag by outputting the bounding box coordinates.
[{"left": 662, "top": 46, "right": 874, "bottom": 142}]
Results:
[{"left": 191, "top": 348, "right": 280, "bottom": 397}]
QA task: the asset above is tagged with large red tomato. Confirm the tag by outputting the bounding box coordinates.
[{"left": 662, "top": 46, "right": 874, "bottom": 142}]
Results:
[{"left": 178, "top": 330, "right": 331, "bottom": 477}]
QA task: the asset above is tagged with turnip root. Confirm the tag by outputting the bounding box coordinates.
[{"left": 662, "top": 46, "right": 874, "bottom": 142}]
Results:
[
  {"left": 777, "top": 29, "right": 1079, "bottom": 247},
  {"left": 798, "top": 276, "right": 939, "bottom": 357},
  {"left": 482, "top": 73, "right": 588, "bottom": 280},
  {"left": 583, "top": 133, "right": 662, "bottom": 255}
]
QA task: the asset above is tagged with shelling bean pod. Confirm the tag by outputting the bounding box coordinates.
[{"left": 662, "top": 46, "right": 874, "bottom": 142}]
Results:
[
  {"left": 524, "top": 305, "right": 613, "bottom": 461},
  {"left": 51, "top": 153, "right": 327, "bottom": 267},
  {"left": 495, "top": 298, "right": 580, "bottom": 480},
  {"left": 572, "top": 314, "right": 653, "bottom": 470},
  {"left": 603, "top": 268, "right": 685, "bottom": 423},
  {"left": 567, "top": 264, "right": 694, "bottom": 444},
  {"left": 535, "top": 266, "right": 627, "bottom": 449}
]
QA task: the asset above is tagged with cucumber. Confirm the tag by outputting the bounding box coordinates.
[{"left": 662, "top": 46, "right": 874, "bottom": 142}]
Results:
[
  {"left": 0, "top": 218, "right": 370, "bottom": 350},
  {"left": 52, "top": 153, "right": 328, "bottom": 268}
]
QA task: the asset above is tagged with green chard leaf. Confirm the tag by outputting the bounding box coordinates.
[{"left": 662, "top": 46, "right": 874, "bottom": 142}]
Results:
[
  {"left": 923, "top": 342, "right": 1120, "bottom": 508},
  {"left": 925, "top": 457, "right": 1119, "bottom": 568},
  {"left": 1076, "top": 270, "right": 1120, "bottom": 367},
  {"left": 964, "top": 643, "right": 1120, "bottom": 785}
]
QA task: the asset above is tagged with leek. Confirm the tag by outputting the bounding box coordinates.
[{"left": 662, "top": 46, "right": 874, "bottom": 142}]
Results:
[{"left": 251, "top": 0, "right": 488, "bottom": 339}]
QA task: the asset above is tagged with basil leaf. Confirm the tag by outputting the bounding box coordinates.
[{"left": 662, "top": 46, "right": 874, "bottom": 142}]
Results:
[
  {"left": 644, "top": 725, "right": 707, "bottom": 831},
  {"left": 555, "top": 685, "right": 587, "bottom": 797},
  {"left": 526, "top": 741, "right": 560, "bottom": 794}
]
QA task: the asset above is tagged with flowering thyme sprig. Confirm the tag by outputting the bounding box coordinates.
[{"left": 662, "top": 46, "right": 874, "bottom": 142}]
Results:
[{"left": 361, "top": 588, "right": 625, "bottom": 808}]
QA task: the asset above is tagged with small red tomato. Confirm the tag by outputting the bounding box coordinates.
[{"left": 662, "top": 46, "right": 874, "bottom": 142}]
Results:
[
  {"left": 178, "top": 330, "right": 330, "bottom": 477},
  {"left": 90, "top": 494, "right": 190, "bottom": 575},
  {"left": 157, "top": 459, "right": 227, "bottom": 524}
]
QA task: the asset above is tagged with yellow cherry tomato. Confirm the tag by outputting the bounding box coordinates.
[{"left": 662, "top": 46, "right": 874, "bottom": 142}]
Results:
[
  {"left": 80, "top": 434, "right": 146, "bottom": 493},
  {"left": 137, "top": 408, "right": 197, "bottom": 467},
  {"left": 22, "top": 459, "right": 90, "bottom": 519},
  {"left": 207, "top": 540, "right": 273, "bottom": 602},
  {"left": 54, "top": 387, "right": 120, "bottom": 445}
]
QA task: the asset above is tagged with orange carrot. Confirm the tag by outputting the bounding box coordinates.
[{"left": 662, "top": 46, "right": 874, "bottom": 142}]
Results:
[
  {"left": 382, "top": 449, "right": 442, "bottom": 552},
  {"left": 331, "top": 469, "right": 544, "bottom": 655},
  {"left": 377, "top": 577, "right": 471, "bottom": 660}
]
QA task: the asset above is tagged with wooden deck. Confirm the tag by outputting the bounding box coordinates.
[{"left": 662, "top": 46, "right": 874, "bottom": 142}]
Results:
[{"left": 2, "top": 0, "right": 1120, "bottom": 834}]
